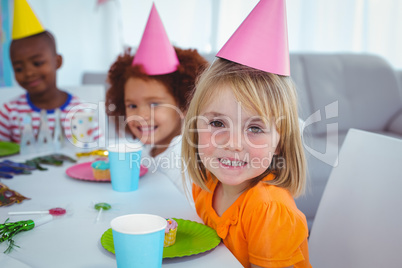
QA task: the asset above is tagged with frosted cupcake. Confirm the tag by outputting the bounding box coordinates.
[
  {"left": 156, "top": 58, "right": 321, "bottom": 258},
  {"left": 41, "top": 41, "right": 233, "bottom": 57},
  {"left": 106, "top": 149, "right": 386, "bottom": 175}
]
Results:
[
  {"left": 164, "top": 218, "right": 178, "bottom": 247},
  {"left": 91, "top": 160, "right": 110, "bottom": 180}
]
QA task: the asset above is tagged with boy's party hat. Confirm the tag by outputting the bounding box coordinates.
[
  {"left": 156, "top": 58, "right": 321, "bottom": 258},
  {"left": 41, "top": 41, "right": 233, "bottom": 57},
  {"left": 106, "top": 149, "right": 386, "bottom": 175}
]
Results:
[
  {"left": 132, "top": 3, "right": 179, "bottom": 75},
  {"left": 12, "top": 0, "right": 46, "bottom": 40},
  {"left": 216, "top": 0, "right": 290, "bottom": 76}
]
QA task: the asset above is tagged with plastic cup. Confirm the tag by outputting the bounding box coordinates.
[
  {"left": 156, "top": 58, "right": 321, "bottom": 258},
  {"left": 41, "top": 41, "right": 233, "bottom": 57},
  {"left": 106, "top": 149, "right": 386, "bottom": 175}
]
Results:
[
  {"left": 108, "top": 143, "right": 142, "bottom": 192},
  {"left": 71, "top": 111, "right": 96, "bottom": 144},
  {"left": 111, "top": 214, "right": 167, "bottom": 268}
]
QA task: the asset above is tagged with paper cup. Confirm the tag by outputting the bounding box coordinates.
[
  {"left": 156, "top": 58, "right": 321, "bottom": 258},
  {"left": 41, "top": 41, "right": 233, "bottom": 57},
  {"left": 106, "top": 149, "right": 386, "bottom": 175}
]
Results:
[
  {"left": 71, "top": 111, "right": 96, "bottom": 145},
  {"left": 108, "top": 143, "right": 142, "bottom": 192},
  {"left": 111, "top": 214, "right": 167, "bottom": 268}
]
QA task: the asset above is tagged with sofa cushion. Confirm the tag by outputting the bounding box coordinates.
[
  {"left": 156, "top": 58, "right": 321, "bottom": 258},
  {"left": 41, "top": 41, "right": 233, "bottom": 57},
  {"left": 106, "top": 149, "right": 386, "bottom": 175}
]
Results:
[
  {"left": 292, "top": 53, "right": 402, "bottom": 135},
  {"left": 290, "top": 54, "right": 314, "bottom": 118},
  {"left": 387, "top": 109, "right": 402, "bottom": 135}
]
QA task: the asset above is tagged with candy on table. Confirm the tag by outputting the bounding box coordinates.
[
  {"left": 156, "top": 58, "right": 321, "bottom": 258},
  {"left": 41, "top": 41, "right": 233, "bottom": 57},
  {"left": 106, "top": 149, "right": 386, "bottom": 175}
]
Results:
[
  {"left": 0, "top": 183, "right": 30, "bottom": 207},
  {"left": 94, "top": 202, "right": 112, "bottom": 222},
  {"left": 0, "top": 215, "right": 53, "bottom": 253},
  {"left": 8, "top": 207, "right": 67, "bottom": 216}
]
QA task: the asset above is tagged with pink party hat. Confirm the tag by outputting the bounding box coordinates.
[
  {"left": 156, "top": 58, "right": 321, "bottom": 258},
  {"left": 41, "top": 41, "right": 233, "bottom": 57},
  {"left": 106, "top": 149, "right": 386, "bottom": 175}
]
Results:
[
  {"left": 132, "top": 3, "right": 179, "bottom": 75},
  {"left": 216, "top": 0, "right": 290, "bottom": 76}
]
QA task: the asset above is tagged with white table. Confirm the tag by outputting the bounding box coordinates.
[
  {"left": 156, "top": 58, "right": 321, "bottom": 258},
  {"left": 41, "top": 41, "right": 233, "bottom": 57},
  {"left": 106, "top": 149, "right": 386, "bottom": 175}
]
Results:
[{"left": 0, "top": 153, "right": 242, "bottom": 268}]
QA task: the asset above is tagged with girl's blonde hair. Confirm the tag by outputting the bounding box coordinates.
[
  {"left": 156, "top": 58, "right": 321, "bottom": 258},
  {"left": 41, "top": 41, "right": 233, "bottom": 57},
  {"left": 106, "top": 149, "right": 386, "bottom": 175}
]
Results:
[{"left": 182, "top": 58, "right": 306, "bottom": 197}]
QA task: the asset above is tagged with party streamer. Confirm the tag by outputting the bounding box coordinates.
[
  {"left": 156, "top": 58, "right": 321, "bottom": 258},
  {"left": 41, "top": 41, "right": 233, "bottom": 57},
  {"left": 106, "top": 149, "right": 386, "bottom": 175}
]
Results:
[{"left": 0, "top": 215, "right": 52, "bottom": 253}]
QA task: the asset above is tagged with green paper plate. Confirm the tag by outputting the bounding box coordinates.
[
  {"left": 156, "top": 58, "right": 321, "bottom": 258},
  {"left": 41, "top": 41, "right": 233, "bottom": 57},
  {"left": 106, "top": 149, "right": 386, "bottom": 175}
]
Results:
[
  {"left": 0, "top": 141, "right": 20, "bottom": 157},
  {"left": 100, "top": 218, "right": 221, "bottom": 258}
]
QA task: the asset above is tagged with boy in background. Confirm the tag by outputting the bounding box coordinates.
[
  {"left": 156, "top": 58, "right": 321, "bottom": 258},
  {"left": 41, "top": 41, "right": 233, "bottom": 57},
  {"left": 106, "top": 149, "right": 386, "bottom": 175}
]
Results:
[{"left": 0, "top": 0, "right": 99, "bottom": 144}]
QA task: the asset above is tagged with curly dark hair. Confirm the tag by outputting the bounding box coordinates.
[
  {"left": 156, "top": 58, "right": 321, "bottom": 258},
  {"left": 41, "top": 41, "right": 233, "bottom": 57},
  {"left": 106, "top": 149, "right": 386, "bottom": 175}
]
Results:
[{"left": 105, "top": 47, "right": 209, "bottom": 119}]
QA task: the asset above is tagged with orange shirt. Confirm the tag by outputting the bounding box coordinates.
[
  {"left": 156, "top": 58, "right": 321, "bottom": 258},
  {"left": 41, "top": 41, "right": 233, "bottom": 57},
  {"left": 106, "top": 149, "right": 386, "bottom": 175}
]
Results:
[{"left": 192, "top": 173, "right": 311, "bottom": 268}]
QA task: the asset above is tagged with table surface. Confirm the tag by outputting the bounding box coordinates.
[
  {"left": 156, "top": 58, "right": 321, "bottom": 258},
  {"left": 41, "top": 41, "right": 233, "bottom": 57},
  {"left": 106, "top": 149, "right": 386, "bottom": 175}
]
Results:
[{"left": 0, "top": 152, "right": 242, "bottom": 268}]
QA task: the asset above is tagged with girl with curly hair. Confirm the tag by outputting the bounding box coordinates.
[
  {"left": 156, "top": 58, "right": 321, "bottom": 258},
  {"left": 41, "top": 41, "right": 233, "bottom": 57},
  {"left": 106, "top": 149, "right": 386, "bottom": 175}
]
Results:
[{"left": 105, "top": 4, "right": 208, "bottom": 193}]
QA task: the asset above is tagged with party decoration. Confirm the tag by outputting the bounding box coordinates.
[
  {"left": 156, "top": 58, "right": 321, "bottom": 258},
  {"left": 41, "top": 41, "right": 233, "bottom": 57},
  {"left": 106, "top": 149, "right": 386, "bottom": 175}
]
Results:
[
  {"left": 53, "top": 108, "right": 64, "bottom": 152},
  {"left": 132, "top": 3, "right": 179, "bottom": 75},
  {"left": 94, "top": 202, "right": 111, "bottom": 222},
  {"left": 216, "top": 0, "right": 290, "bottom": 76},
  {"left": 0, "top": 172, "right": 13, "bottom": 179},
  {"left": 1, "top": 160, "right": 35, "bottom": 171},
  {"left": 0, "top": 183, "right": 30, "bottom": 207},
  {"left": 0, "top": 166, "right": 24, "bottom": 174},
  {"left": 76, "top": 149, "right": 108, "bottom": 158},
  {"left": 0, "top": 160, "right": 34, "bottom": 178},
  {"left": 19, "top": 114, "right": 36, "bottom": 155},
  {"left": 0, "top": 160, "right": 33, "bottom": 177},
  {"left": 24, "top": 159, "right": 47, "bottom": 171},
  {"left": 0, "top": 154, "right": 76, "bottom": 179},
  {"left": 12, "top": 0, "right": 45, "bottom": 40},
  {"left": 20, "top": 109, "right": 71, "bottom": 154},
  {"left": 24, "top": 153, "right": 77, "bottom": 171},
  {"left": 36, "top": 110, "right": 54, "bottom": 153},
  {"left": 0, "top": 215, "right": 52, "bottom": 253},
  {"left": 71, "top": 111, "right": 96, "bottom": 148},
  {"left": 8, "top": 207, "right": 66, "bottom": 216}
]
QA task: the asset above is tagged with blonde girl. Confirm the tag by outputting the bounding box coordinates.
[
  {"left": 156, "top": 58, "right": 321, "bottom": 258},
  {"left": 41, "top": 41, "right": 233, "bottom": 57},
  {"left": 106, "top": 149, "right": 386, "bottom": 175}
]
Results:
[{"left": 182, "top": 58, "right": 311, "bottom": 268}]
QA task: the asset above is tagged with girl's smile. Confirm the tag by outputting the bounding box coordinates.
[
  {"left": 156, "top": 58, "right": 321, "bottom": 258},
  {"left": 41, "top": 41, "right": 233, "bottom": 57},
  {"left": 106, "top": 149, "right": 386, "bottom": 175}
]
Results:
[
  {"left": 124, "top": 77, "right": 183, "bottom": 151},
  {"left": 219, "top": 158, "right": 247, "bottom": 168},
  {"left": 137, "top": 125, "right": 157, "bottom": 135}
]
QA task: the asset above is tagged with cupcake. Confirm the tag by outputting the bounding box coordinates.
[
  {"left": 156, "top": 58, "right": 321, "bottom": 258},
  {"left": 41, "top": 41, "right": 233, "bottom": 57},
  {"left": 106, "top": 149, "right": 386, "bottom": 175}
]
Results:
[
  {"left": 164, "top": 218, "right": 178, "bottom": 247},
  {"left": 91, "top": 160, "right": 110, "bottom": 180}
]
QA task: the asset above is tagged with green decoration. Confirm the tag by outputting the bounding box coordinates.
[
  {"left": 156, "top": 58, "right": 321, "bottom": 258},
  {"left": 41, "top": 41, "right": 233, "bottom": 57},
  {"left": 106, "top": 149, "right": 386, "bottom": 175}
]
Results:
[
  {"left": 24, "top": 154, "right": 77, "bottom": 171},
  {"left": 0, "top": 218, "right": 35, "bottom": 253},
  {"left": 94, "top": 203, "right": 112, "bottom": 222},
  {"left": 94, "top": 202, "right": 111, "bottom": 211}
]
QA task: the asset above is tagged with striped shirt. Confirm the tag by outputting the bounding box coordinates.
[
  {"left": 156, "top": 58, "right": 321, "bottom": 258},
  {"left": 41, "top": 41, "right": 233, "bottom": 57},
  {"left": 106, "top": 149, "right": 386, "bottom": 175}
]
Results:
[{"left": 0, "top": 93, "right": 100, "bottom": 143}]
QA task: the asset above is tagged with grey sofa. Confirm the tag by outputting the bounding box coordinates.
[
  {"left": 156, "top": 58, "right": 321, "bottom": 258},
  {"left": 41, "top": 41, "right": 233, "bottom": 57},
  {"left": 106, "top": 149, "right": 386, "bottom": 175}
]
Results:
[
  {"left": 290, "top": 53, "right": 402, "bottom": 229},
  {"left": 82, "top": 53, "right": 402, "bottom": 230}
]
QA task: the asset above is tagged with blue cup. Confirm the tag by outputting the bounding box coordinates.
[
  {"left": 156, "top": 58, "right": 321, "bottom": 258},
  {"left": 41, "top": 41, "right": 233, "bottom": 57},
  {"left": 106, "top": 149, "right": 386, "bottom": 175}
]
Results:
[
  {"left": 108, "top": 143, "right": 142, "bottom": 192},
  {"left": 111, "top": 214, "right": 167, "bottom": 268}
]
